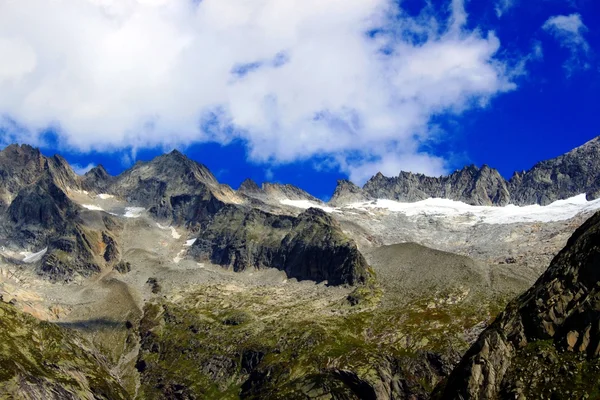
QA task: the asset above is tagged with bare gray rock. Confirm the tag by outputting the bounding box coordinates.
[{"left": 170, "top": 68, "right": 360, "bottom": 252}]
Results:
[{"left": 438, "top": 211, "right": 600, "bottom": 399}]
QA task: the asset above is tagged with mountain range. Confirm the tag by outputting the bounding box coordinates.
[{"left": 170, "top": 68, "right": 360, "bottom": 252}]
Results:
[{"left": 0, "top": 137, "right": 600, "bottom": 399}]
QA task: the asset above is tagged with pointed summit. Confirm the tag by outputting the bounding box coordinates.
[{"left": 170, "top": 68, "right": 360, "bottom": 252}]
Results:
[
  {"left": 82, "top": 164, "right": 114, "bottom": 192},
  {"left": 328, "top": 179, "right": 371, "bottom": 206},
  {"left": 238, "top": 178, "right": 261, "bottom": 193}
]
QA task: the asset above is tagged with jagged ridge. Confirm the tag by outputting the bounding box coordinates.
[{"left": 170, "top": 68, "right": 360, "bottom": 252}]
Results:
[{"left": 330, "top": 136, "right": 600, "bottom": 207}]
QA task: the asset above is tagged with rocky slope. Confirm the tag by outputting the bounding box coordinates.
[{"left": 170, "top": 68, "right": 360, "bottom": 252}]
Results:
[
  {"left": 510, "top": 136, "right": 600, "bottom": 205},
  {"left": 331, "top": 136, "right": 600, "bottom": 207},
  {"left": 0, "top": 298, "right": 129, "bottom": 399},
  {"left": 436, "top": 210, "right": 600, "bottom": 399},
  {"left": 239, "top": 179, "right": 321, "bottom": 203}
]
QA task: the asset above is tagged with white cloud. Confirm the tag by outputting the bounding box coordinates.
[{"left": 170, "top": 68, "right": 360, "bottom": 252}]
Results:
[
  {"left": 543, "top": 13, "right": 590, "bottom": 74},
  {"left": 0, "top": 0, "right": 515, "bottom": 182},
  {"left": 71, "top": 163, "right": 96, "bottom": 175}
]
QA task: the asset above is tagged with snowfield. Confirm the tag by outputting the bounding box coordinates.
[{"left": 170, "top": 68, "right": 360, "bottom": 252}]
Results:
[
  {"left": 281, "top": 194, "right": 600, "bottom": 225},
  {"left": 279, "top": 199, "right": 338, "bottom": 213},
  {"left": 82, "top": 204, "right": 104, "bottom": 211},
  {"left": 124, "top": 207, "right": 145, "bottom": 218},
  {"left": 20, "top": 248, "right": 48, "bottom": 263}
]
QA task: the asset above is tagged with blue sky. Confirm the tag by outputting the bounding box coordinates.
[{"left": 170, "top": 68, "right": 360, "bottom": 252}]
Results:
[{"left": 0, "top": 0, "right": 599, "bottom": 200}]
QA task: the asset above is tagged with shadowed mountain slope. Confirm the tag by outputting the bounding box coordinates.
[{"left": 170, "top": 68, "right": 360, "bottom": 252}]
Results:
[{"left": 437, "top": 211, "right": 600, "bottom": 399}]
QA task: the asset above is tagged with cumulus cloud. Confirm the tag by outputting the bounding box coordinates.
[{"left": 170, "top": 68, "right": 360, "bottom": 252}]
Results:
[
  {"left": 543, "top": 13, "right": 590, "bottom": 74},
  {"left": 0, "top": 0, "right": 515, "bottom": 183}
]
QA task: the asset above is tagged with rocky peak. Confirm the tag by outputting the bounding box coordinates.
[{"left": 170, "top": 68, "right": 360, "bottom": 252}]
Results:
[
  {"left": 328, "top": 179, "right": 371, "bottom": 206},
  {"left": 82, "top": 164, "right": 114, "bottom": 193},
  {"left": 85, "top": 164, "right": 110, "bottom": 178},
  {"left": 0, "top": 144, "right": 80, "bottom": 208},
  {"left": 149, "top": 150, "right": 217, "bottom": 185},
  {"left": 238, "top": 178, "right": 261, "bottom": 193},
  {"left": 510, "top": 136, "right": 600, "bottom": 205}
]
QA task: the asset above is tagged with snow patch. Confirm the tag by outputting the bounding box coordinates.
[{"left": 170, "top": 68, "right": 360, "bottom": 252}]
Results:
[
  {"left": 124, "top": 207, "right": 145, "bottom": 218},
  {"left": 82, "top": 204, "right": 104, "bottom": 211},
  {"left": 156, "top": 223, "right": 181, "bottom": 239},
  {"left": 279, "top": 199, "right": 338, "bottom": 213},
  {"left": 173, "top": 249, "right": 185, "bottom": 264},
  {"left": 97, "top": 193, "right": 114, "bottom": 200},
  {"left": 20, "top": 248, "right": 48, "bottom": 263},
  {"left": 342, "top": 194, "right": 600, "bottom": 225}
]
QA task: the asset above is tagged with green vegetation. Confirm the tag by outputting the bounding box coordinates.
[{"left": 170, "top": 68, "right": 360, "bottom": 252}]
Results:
[
  {"left": 0, "top": 300, "right": 129, "bottom": 399},
  {"left": 136, "top": 284, "right": 509, "bottom": 399}
]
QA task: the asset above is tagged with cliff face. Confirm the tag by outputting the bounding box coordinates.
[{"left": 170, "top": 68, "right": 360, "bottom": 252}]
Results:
[
  {"left": 437, "top": 211, "right": 600, "bottom": 399},
  {"left": 190, "top": 206, "right": 371, "bottom": 285}
]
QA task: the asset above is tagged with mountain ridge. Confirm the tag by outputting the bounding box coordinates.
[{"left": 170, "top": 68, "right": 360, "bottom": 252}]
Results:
[{"left": 331, "top": 135, "right": 600, "bottom": 207}]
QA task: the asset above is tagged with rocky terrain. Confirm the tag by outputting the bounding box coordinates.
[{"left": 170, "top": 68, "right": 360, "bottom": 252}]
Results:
[
  {"left": 436, "top": 210, "right": 600, "bottom": 399},
  {"left": 331, "top": 136, "right": 600, "bottom": 207},
  {"left": 0, "top": 137, "right": 600, "bottom": 399}
]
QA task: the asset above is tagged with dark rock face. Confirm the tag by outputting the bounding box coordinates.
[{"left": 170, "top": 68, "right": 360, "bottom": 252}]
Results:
[
  {"left": 2, "top": 171, "right": 121, "bottom": 282},
  {"left": 6, "top": 173, "right": 77, "bottom": 237},
  {"left": 191, "top": 206, "right": 370, "bottom": 285},
  {"left": 510, "top": 137, "right": 600, "bottom": 205},
  {"left": 0, "top": 144, "right": 80, "bottom": 210},
  {"left": 437, "top": 211, "right": 600, "bottom": 399},
  {"left": 362, "top": 165, "right": 510, "bottom": 206},
  {"left": 110, "top": 150, "right": 228, "bottom": 225}
]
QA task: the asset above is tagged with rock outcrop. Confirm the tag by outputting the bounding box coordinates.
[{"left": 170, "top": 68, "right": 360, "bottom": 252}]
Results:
[
  {"left": 3, "top": 172, "right": 121, "bottom": 282},
  {"left": 191, "top": 206, "right": 371, "bottom": 285},
  {"left": 437, "top": 211, "right": 600, "bottom": 399}
]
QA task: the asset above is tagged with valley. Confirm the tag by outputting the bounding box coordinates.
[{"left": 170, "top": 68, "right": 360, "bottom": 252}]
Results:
[{"left": 1, "top": 138, "right": 600, "bottom": 399}]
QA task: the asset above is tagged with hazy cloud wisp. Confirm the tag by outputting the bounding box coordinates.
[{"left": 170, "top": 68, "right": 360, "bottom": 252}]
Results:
[{"left": 543, "top": 13, "right": 591, "bottom": 74}]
